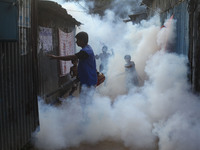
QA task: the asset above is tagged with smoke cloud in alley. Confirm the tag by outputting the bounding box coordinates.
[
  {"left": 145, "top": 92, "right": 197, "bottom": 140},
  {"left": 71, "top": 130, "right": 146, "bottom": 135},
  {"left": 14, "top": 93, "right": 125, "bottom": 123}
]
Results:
[{"left": 33, "top": 1, "right": 200, "bottom": 150}]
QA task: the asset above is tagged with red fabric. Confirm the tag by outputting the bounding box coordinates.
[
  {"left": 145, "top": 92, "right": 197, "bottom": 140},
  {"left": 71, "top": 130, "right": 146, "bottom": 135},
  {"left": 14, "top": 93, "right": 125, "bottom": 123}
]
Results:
[{"left": 96, "top": 73, "right": 105, "bottom": 86}]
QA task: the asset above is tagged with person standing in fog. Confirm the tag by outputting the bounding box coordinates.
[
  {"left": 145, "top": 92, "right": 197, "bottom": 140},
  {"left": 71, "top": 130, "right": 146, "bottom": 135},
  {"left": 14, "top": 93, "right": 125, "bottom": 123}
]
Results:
[
  {"left": 95, "top": 45, "right": 114, "bottom": 74},
  {"left": 124, "top": 55, "right": 139, "bottom": 88}
]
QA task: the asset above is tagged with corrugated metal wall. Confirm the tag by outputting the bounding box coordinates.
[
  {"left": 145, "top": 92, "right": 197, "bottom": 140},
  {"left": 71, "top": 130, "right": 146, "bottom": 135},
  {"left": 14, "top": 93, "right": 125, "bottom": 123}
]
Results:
[
  {"left": 159, "top": 0, "right": 189, "bottom": 55},
  {"left": 150, "top": 0, "right": 200, "bottom": 93},
  {"left": 189, "top": 0, "right": 200, "bottom": 92},
  {"left": 0, "top": 0, "right": 39, "bottom": 150}
]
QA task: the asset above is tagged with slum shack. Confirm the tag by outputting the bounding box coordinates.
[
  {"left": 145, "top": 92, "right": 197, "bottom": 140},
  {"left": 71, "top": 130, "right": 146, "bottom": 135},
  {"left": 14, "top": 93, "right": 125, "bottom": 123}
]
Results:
[
  {"left": 0, "top": 0, "right": 39, "bottom": 150},
  {"left": 37, "top": 1, "right": 81, "bottom": 104}
]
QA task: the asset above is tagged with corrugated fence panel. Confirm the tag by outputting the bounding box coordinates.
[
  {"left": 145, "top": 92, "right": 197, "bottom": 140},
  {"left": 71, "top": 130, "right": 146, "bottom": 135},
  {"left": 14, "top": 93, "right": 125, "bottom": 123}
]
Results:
[
  {"left": 0, "top": 40, "right": 38, "bottom": 150},
  {"left": 160, "top": 1, "right": 189, "bottom": 55},
  {"left": 0, "top": 0, "right": 39, "bottom": 150},
  {"left": 173, "top": 1, "right": 189, "bottom": 55}
]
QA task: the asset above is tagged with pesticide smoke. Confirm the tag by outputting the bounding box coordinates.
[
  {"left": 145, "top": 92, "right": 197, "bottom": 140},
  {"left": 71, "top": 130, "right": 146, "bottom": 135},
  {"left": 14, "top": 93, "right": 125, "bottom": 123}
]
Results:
[{"left": 33, "top": 1, "right": 200, "bottom": 150}]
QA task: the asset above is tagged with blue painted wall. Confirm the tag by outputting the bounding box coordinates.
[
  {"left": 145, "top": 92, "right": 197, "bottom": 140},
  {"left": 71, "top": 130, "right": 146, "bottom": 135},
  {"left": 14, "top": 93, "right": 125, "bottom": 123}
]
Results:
[
  {"left": 0, "top": 0, "right": 18, "bottom": 41},
  {"left": 160, "top": 1, "right": 189, "bottom": 56}
]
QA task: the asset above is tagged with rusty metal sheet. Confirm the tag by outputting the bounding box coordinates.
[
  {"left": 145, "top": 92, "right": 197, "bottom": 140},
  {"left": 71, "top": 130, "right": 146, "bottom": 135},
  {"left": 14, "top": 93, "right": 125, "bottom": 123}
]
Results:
[{"left": 0, "top": 0, "right": 39, "bottom": 150}]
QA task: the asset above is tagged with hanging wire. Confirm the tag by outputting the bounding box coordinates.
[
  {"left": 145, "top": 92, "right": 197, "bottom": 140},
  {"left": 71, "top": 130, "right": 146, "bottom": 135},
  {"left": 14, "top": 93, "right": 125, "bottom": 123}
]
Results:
[{"left": 75, "top": 0, "right": 89, "bottom": 12}]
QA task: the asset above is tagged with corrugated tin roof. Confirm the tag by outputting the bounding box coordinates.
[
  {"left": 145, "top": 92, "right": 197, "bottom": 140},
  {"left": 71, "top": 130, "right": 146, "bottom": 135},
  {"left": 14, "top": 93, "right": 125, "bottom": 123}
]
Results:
[
  {"left": 128, "top": 12, "right": 147, "bottom": 18},
  {"left": 39, "top": 0, "right": 81, "bottom": 26},
  {"left": 123, "top": 12, "right": 147, "bottom": 23}
]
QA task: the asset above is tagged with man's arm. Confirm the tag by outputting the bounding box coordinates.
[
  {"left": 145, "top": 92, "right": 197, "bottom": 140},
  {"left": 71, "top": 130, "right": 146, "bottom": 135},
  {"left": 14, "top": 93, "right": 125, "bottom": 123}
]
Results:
[{"left": 47, "top": 54, "right": 77, "bottom": 61}]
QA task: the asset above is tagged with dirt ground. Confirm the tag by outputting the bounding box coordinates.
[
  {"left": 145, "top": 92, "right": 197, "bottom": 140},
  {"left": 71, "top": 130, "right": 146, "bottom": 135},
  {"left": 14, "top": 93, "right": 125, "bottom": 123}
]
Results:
[
  {"left": 25, "top": 140, "right": 130, "bottom": 150},
  {"left": 66, "top": 140, "right": 130, "bottom": 150},
  {"left": 26, "top": 139, "right": 159, "bottom": 150},
  {"left": 66, "top": 139, "right": 159, "bottom": 150}
]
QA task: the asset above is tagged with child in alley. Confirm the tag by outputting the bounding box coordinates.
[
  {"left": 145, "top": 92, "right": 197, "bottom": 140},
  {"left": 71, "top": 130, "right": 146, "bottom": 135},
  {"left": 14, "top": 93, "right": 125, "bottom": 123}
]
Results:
[{"left": 124, "top": 55, "right": 139, "bottom": 89}]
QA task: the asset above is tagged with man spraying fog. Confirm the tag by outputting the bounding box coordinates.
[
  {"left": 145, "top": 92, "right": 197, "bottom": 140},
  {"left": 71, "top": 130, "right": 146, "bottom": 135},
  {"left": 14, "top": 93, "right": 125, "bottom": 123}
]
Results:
[{"left": 48, "top": 31, "right": 97, "bottom": 88}]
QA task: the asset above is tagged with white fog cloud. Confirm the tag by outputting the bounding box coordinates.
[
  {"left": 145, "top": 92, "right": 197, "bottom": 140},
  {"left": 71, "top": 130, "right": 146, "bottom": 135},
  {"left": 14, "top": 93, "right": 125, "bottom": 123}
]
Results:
[{"left": 34, "top": 1, "right": 200, "bottom": 150}]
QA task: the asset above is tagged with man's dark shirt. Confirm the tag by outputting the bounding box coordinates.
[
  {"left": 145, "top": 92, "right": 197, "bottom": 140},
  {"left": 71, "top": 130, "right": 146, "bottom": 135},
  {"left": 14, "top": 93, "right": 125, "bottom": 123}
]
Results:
[
  {"left": 75, "top": 51, "right": 89, "bottom": 60},
  {"left": 74, "top": 45, "right": 97, "bottom": 86}
]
